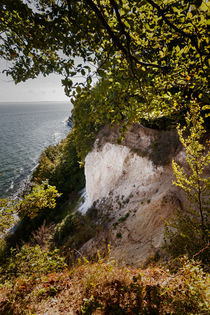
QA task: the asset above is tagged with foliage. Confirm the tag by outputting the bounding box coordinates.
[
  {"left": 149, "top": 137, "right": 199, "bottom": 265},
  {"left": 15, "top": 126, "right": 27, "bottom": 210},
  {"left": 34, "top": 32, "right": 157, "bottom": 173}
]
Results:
[
  {"left": 1, "top": 0, "right": 209, "bottom": 170},
  {"left": 29, "top": 220, "right": 55, "bottom": 248},
  {"left": 72, "top": 75, "right": 165, "bottom": 161},
  {"left": 0, "top": 199, "right": 18, "bottom": 236},
  {"left": 172, "top": 104, "right": 209, "bottom": 233},
  {"left": 0, "top": 249, "right": 208, "bottom": 315},
  {"left": 0, "top": 245, "right": 67, "bottom": 284},
  {"left": 0, "top": 244, "right": 66, "bottom": 313},
  {"left": 0, "top": 182, "right": 60, "bottom": 241},
  {"left": 72, "top": 78, "right": 119, "bottom": 161},
  {"left": 33, "top": 132, "right": 85, "bottom": 195},
  {"left": 16, "top": 181, "right": 61, "bottom": 219},
  {"left": 54, "top": 209, "right": 102, "bottom": 256},
  {"left": 165, "top": 104, "right": 209, "bottom": 262},
  {"left": 79, "top": 257, "right": 209, "bottom": 315},
  {"left": 1, "top": 0, "right": 209, "bottom": 127},
  {"left": 164, "top": 210, "right": 209, "bottom": 264}
]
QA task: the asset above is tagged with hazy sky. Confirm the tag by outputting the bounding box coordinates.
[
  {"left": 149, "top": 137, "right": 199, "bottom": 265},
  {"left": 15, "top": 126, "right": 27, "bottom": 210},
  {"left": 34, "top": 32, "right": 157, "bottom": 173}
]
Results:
[{"left": 0, "top": 59, "right": 69, "bottom": 102}]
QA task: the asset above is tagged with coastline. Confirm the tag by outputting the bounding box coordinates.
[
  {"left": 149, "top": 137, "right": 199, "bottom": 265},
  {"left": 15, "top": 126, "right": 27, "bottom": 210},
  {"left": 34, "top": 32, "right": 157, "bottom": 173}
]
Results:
[{"left": 1, "top": 115, "right": 71, "bottom": 200}]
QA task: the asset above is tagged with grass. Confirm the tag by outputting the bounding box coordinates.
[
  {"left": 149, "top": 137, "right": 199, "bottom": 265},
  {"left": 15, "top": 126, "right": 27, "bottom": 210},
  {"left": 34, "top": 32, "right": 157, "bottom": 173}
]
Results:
[{"left": 0, "top": 253, "right": 209, "bottom": 315}]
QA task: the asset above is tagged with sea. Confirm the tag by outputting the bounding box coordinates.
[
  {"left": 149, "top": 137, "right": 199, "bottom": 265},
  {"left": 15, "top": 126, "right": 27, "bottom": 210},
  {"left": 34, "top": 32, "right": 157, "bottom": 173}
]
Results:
[{"left": 0, "top": 101, "right": 72, "bottom": 198}]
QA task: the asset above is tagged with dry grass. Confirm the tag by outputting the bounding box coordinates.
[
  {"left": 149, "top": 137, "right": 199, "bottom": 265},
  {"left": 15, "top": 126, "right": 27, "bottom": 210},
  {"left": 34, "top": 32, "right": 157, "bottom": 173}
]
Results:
[{"left": 0, "top": 254, "right": 209, "bottom": 315}]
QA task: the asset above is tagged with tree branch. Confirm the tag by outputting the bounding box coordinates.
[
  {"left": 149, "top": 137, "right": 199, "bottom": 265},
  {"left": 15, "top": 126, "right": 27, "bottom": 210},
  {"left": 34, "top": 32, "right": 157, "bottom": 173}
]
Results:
[
  {"left": 109, "top": 0, "right": 126, "bottom": 37},
  {"left": 146, "top": 0, "right": 192, "bottom": 38},
  {"left": 84, "top": 0, "right": 168, "bottom": 69},
  {"left": 146, "top": 0, "right": 200, "bottom": 52}
]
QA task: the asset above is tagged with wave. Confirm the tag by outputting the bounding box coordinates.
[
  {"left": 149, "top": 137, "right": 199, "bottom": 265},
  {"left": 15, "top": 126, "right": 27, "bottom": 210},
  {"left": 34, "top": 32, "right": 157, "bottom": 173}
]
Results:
[
  {"left": 6, "top": 180, "right": 14, "bottom": 192},
  {"left": 31, "top": 163, "right": 39, "bottom": 173}
]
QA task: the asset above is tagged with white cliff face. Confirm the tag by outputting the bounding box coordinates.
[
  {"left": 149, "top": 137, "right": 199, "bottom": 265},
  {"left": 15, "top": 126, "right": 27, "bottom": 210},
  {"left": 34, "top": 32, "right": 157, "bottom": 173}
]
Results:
[
  {"left": 80, "top": 126, "right": 184, "bottom": 265},
  {"left": 85, "top": 142, "right": 163, "bottom": 205}
]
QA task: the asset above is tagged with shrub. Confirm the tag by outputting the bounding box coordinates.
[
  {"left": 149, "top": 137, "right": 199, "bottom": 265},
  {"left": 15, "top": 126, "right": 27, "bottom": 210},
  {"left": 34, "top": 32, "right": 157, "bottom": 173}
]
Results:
[
  {"left": 16, "top": 181, "right": 61, "bottom": 219},
  {"left": 0, "top": 245, "right": 67, "bottom": 284},
  {"left": 165, "top": 104, "right": 209, "bottom": 263},
  {"left": 0, "top": 181, "right": 60, "bottom": 252},
  {"left": 0, "top": 198, "right": 17, "bottom": 236},
  {"left": 0, "top": 253, "right": 208, "bottom": 315},
  {"left": 33, "top": 132, "right": 85, "bottom": 197},
  {"left": 54, "top": 211, "right": 101, "bottom": 253},
  {"left": 164, "top": 211, "right": 210, "bottom": 264},
  {"left": 79, "top": 257, "right": 209, "bottom": 315}
]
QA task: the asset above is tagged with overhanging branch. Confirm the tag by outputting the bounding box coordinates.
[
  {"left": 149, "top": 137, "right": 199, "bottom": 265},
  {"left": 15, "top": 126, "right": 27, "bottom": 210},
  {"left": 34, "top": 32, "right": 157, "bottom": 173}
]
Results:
[
  {"left": 83, "top": 0, "right": 168, "bottom": 69},
  {"left": 146, "top": 0, "right": 200, "bottom": 52}
]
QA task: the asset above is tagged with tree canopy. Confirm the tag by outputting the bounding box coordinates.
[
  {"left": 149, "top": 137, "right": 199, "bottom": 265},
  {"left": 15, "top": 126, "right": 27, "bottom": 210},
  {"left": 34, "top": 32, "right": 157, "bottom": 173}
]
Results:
[{"left": 0, "top": 0, "right": 209, "bottom": 122}]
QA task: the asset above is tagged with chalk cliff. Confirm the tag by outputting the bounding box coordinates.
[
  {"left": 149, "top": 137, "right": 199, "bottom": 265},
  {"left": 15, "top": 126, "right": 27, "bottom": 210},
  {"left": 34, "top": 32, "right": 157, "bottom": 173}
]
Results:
[{"left": 80, "top": 124, "right": 187, "bottom": 265}]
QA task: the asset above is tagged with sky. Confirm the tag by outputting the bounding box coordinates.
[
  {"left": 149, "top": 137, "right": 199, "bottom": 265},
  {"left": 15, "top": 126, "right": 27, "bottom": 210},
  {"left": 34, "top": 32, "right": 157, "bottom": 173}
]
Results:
[{"left": 0, "top": 59, "right": 69, "bottom": 102}]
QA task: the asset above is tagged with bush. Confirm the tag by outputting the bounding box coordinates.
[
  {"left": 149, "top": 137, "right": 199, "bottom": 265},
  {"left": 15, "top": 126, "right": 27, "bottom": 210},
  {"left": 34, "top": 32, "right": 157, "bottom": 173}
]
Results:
[
  {"left": 165, "top": 104, "right": 209, "bottom": 264},
  {"left": 164, "top": 210, "right": 210, "bottom": 264},
  {"left": 0, "top": 245, "right": 67, "bottom": 284},
  {"left": 0, "top": 181, "right": 60, "bottom": 252},
  {"left": 17, "top": 181, "right": 61, "bottom": 219},
  {"left": 54, "top": 211, "right": 101, "bottom": 253},
  {"left": 0, "top": 253, "right": 208, "bottom": 315},
  {"left": 79, "top": 257, "right": 209, "bottom": 315},
  {"left": 33, "top": 132, "right": 85, "bottom": 197}
]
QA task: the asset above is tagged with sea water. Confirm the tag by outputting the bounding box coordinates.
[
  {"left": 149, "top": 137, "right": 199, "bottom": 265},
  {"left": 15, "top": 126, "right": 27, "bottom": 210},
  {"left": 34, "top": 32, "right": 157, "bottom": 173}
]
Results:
[{"left": 0, "top": 101, "right": 72, "bottom": 197}]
